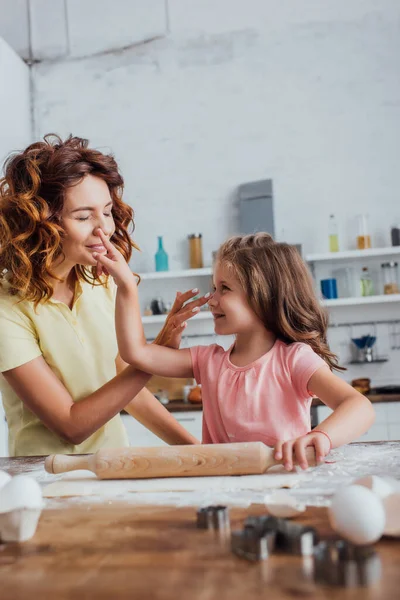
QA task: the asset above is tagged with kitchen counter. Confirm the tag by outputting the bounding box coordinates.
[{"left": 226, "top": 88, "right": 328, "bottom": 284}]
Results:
[
  {"left": 1, "top": 443, "right": 400, "bottom": 599},
  {"left": 164, "top": 394, "right": 400, "bottom": 412}
]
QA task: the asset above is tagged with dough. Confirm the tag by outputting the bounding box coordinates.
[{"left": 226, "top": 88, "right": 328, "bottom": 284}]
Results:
[{"left": 43, "top": 468, "right": 307, "bottom": 498}]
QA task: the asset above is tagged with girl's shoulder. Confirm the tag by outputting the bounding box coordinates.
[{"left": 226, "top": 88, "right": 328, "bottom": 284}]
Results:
[
  {"left": 190, "top": 343, "right": 228, "bottom": 361},
  {"left": 276, "top": 339, "right": 322, "bottom": 363}
]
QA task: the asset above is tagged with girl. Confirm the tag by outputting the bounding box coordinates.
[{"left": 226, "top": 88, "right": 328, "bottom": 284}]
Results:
[
  {"left": 0, "top": 134, "right": 208, "bottom": 456},
  {"left": 94, "top": 230, "right": 375, "bottom": 470}
]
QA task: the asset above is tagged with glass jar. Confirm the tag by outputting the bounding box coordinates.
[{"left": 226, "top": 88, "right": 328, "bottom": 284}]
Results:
[
  {"left": 381, "top": 261, "right": 399, "bottom": 294},
  {"left": 356, "top": 214, "right": 371, "bottom": 249},
  {"left": 188, "top": 234, "right": 203, "bottom": 269}
]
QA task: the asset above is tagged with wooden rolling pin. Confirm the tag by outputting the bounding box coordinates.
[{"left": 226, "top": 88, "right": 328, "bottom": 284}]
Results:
[{"left": 44, "top": 442, "right": 316, "bottom": 480}]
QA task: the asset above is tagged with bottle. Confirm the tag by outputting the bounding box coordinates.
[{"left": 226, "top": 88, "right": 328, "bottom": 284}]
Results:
[
  {"left": 188, "top": 234, "right": 203, "bottom": 268},
  {"left": 155, "top": 236, "right": 169, "bottom": 272},
  {"left": 391, "top": 226, "right": 400, "bottom": 246},
  {"left": 356, "top": 214, "right": 371, "bottom": 249},
  {"left": 381, "top": 261, "right": 399, "bottom": 295},
  {"left": 360, "top": 267, "right": 374, "bottom": 296},
  {"left": 329, "top": 214, "right": 339, "bottom": 252}
]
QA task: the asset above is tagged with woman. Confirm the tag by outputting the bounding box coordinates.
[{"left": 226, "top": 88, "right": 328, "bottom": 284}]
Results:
[{"left": 0, "top": 134, "right": 207, "bottom": 456}]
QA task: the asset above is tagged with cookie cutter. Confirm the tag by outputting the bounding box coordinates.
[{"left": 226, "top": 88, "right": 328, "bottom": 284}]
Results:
[
  {"left": 313, "top": 540, "right": 382, "bottom": 587},
  {"left": 231, "top": 516, "right": 277, "bottom": 561},
  {"left": 231, "top": 516, "right": 318, "bottom": 562},
  {"left": 196, "top": 506, "right": 230, "bottom": 531},
  {"left": 274, "top": 519, "right": 318, "bottom": 556}
]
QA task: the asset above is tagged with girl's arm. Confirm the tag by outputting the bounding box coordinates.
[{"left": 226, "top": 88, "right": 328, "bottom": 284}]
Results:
[
  {"left": 275, "top": 366, "right": 375, "bottom": 471},
  {"left": 95, "top": 229, "right": 208, "bottom": 378},
  {"left": 308, "top": 367, "right": 375, "bottom": 446},
  {"left": 116, "top": 293, "right": 201, "bottom": 445}
]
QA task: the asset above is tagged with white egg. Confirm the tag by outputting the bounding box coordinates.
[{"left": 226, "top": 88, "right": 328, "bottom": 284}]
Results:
[
  {"left": 264, "top": 490, "right": 306, "bottom": 518},
  {"left": 0, "top": 470, "right": 12, "bottom": 489},
  {"left": 383, "top": 493, "right": 400, "bottom": 537},
  {"left": 0, "top": 475, "right": 43, "bottom": 513},
  {"left": 328, "top": 485, "right": 386, "bottom": 545},
  {"left": 353, "top": 475, "right": 394, "bottom": 499}
]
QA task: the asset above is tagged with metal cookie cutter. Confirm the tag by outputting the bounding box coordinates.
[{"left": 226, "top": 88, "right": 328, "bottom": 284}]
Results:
[
  {"left": 231, "top": 516, "right": 278, "bottom": 562},
  {"left": 196, "top": 506, "right": 230, "bottom": 531},
  {"left": 274, "top": 519, "right": 318, "bottom": 556},
  {"left": 313, "top": 540, "right": 382, "bottom": 587}
]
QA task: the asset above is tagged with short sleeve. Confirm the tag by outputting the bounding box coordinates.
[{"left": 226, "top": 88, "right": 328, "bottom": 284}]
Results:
[
  {"left": 0, "top": 300, "right": 42, "bottom": 372},
  {"left": 189, "top": 345, "right": 203, "bottom": 384},
  {"left": 288, "top": 343, "right": 328, "bottom": 398},
  {"left": 189, "top": 344, "right": 221, "bottom": 385}
]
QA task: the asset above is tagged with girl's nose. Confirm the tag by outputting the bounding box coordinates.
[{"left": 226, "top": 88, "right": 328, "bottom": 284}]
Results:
[{"left": 208, "top": 292, "right": 218, "bottom": 306}]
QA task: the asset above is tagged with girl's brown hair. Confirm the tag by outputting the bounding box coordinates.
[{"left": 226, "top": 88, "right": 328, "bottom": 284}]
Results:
[
  {"left": 216, "top": 233, "right": 344, "bottom": 371},
  {"left": 0, "top": 134, "right": 138, "bottom": 305}
]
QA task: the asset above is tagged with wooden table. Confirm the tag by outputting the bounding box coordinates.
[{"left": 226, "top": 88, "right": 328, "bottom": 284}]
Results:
[{"left": 1, "top": 457, "right": 399, "bottom": 600}]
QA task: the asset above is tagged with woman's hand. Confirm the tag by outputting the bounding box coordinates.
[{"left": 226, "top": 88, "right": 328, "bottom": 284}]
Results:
[
  {"left": 274, "top": 431, "right": 331, "bottom": 471},
  {"left": 93, "top": 229, "right": 134, "bottom": 289},
  {"left": 154, "top": 289, "right": 211, "bottom": 349}
]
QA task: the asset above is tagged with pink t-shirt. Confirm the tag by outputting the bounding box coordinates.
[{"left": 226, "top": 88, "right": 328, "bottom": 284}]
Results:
[{"left": 190, "top": 339, "right": 327, "bottom": 446}]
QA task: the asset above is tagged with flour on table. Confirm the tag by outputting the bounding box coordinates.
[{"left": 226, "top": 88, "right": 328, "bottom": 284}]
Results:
[{"left": 43, "top": 467, "right": 307, "bottom": 500}]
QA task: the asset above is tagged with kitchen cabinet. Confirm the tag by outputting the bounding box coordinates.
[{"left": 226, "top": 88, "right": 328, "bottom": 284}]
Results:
[
  {"left": 121, "top": 411, "right": 203, "bottom": 446},
  {"left": 315, "top": 401, "right": 400, "bottom": 442}
]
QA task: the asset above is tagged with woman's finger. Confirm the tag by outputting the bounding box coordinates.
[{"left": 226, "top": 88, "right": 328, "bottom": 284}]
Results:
[
  {"left": 179, "top": 292, "right": 211, "bottom": 313},
  {"left": 168, "top": 304, "right": 204, "bottom": 328},
  {"left": 95, "top": 228, "right": 119, "bottom": 259},
  {"left": 169, "top": 288, "right": 199, "bottom": 315}
]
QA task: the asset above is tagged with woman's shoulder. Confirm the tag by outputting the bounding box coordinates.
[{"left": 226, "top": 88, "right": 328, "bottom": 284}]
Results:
[{"left": 0, "top": 282, "right": 27, "bottom": 314}]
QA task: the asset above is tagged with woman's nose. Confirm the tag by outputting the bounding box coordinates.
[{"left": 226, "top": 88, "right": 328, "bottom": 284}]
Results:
[{"left": 95, "top": 216, "right": 112, "bottom": 236}]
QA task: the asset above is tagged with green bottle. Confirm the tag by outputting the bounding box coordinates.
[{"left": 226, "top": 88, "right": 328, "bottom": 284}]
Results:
[
  {"left": 360, "top": 267, "right": 374, "bottom": 296},
  {"left": 155, "top": 236, "right": 169, "bottom": 272}
]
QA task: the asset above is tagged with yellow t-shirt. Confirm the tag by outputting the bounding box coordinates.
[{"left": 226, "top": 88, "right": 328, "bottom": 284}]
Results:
[{"left": 0, "top": 278, "right": 129, "bottom": 456}]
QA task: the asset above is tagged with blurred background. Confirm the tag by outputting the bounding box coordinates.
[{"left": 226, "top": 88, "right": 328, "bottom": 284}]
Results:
[{"left": 1, "top": 1, "right": 400, "bottom": 444}]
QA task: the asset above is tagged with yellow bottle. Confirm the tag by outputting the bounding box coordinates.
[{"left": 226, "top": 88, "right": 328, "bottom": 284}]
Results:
[{"left": 329, "top": 214, "right": 339, "bottom": 252}]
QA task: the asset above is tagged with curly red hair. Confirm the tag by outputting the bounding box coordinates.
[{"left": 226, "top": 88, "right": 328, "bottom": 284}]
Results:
[{"left": 0, "top": 134, "right": 138, "bottom": 305}]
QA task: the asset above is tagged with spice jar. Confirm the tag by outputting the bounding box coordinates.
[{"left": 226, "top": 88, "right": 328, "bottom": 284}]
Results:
[
  {"left": 381, "top": 261, "right": 399, "bottom": 294},
  {"left": 188, "top": 234, "right": 203, "bottom": 269}
]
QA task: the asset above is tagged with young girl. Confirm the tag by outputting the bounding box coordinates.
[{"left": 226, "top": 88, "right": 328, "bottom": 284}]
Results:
[{"left": 94, "top": 230, "right": 375, "bottom": 470}]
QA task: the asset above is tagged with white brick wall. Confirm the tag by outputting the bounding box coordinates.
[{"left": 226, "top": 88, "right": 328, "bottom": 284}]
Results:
[
  {"left": 2, "top": 0, "right": 400, "bottom": 384},
  {"left": 31, "top": 1, "right": 400, "bottom": 272}
]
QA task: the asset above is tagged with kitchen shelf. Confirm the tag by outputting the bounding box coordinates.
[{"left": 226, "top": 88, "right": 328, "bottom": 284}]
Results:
[
  {"left": 306, "top": 246, "right": 400, "bottom": 263},
  {"left": 142, "top": 295, "right": 400, "bottom": 324},
  {"left": 323, "top": 294, "right": 400, "bottom": 307},
  {"left": 349, "top": 358, "right": 389, "bottom": 365},
  {"left": 139, "top": 267, "right": 212, "bottom": 280},
  {"left": 142, "top": 311, "right": 213, "bottom": 324}
]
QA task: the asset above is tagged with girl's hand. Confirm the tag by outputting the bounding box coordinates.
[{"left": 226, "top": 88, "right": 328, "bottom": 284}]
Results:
[
  {"left": 93, "top": 229, "right": 134, "bottom": 289},
  {"left": 154, "top": 289, "right": 211, "bottom": 349},
  {"left": 274, "top": 431, "right": 331, "bottom": 471}
]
